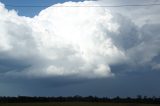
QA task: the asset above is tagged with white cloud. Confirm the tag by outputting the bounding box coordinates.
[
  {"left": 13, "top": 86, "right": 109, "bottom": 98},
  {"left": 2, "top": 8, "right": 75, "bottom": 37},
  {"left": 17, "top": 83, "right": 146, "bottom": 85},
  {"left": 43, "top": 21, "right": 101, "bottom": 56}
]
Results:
[
  {"left": 0, "top": 1, "right": 160, "bottom": 78},
  {"left": 0, "top": 1, "right": 126, "bottom": 78}
]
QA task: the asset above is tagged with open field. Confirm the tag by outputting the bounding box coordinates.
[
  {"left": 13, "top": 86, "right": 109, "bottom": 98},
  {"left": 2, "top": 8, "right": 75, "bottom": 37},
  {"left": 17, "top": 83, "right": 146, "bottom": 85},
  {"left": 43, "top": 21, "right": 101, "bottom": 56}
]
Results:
[{"left": 0, "top": 102, "right": 160, "bottom": 106}]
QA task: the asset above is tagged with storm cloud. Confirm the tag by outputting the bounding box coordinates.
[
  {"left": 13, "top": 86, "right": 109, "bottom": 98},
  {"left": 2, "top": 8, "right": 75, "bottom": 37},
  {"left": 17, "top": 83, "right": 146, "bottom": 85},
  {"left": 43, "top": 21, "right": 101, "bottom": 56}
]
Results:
[{"left": 0, "top": 0, "right": 160, "bottom": 97}]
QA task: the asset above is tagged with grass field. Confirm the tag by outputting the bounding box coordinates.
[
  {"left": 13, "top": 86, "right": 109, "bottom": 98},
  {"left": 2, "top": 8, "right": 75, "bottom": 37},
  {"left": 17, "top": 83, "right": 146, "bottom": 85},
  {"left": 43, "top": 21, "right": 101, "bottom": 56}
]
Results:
[{"left": 0, "top": 102, "right": 159, "bottom": 106}]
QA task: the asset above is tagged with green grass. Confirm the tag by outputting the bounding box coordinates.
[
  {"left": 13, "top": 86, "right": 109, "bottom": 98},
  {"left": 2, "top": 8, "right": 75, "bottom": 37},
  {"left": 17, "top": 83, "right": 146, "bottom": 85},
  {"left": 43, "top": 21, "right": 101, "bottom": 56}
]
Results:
[{"left": 0, "top": 102, "right": 160, "bottom": 106}]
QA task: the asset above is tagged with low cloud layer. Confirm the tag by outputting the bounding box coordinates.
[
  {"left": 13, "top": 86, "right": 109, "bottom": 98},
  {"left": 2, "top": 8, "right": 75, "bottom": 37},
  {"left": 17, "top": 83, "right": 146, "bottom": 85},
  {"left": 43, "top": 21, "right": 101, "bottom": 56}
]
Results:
[{"left": 0, "top": 0, "right": 160, "bottom": 79}]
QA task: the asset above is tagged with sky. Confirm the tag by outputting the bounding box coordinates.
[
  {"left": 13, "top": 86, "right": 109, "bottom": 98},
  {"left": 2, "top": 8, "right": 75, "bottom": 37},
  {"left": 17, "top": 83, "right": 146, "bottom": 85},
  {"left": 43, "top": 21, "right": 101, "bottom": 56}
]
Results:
[
  {"left": 0, "top": 0, "right": 83, "bottom": 17},
  {"left": 0, "top": 0, "right": 160, "bottom": 97}
]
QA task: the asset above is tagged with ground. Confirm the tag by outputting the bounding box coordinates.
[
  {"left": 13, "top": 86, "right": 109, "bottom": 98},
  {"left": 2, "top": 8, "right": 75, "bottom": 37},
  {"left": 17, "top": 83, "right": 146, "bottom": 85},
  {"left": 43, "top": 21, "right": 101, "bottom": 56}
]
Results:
[{"left": 0, "top": 102, "right": 159, "bottom": 106}]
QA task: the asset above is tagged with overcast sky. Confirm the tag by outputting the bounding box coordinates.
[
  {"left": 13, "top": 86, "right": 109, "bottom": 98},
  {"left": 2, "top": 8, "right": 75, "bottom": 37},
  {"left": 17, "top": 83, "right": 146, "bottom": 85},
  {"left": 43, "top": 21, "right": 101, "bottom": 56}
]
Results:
[{"left": 0, "top": 0, "right": 160, "bottom": 97}]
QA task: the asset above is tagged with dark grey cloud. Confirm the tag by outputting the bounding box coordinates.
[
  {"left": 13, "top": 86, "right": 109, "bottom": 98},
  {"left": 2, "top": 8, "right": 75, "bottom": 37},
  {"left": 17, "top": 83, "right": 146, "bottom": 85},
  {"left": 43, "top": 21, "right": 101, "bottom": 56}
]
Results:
[{"left": 1, "top": 69, "right": 160, "bottom": 97}]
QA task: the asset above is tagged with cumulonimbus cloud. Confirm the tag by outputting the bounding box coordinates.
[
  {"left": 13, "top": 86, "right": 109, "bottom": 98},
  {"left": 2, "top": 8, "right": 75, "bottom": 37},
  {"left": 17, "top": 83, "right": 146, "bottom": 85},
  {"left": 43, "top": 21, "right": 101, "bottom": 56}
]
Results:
[{"left": 0, "top": 1, "right": 159, "bottom": 78}]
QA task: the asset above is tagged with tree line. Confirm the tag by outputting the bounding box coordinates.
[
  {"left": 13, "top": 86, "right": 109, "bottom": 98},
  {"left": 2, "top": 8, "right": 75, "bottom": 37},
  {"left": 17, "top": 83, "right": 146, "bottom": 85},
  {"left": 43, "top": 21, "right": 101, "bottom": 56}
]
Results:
[{"left": 0, "top": 95, "right": 160, "bottom": 104}]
